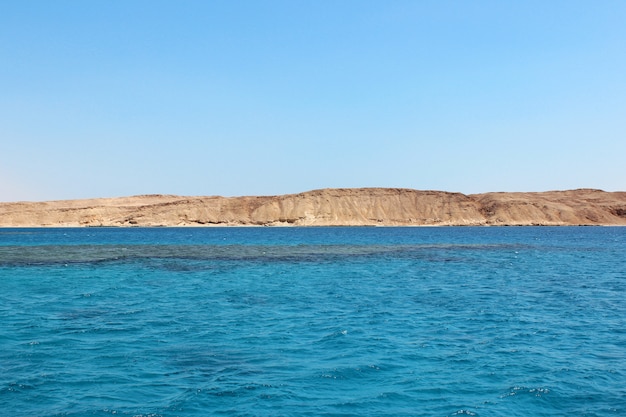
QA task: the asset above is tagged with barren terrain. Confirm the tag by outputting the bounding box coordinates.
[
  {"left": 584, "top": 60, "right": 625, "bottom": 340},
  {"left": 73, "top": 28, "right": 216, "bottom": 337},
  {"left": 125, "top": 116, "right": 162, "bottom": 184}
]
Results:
[{"left": 1, "top": 188, "right": 625, "bottom": 227}]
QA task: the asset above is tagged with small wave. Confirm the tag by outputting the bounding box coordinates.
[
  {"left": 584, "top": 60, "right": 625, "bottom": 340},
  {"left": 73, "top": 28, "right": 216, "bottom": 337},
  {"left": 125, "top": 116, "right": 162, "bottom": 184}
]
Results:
[{"left": 501, "top": 385, "right": 551, "bottom": 398}]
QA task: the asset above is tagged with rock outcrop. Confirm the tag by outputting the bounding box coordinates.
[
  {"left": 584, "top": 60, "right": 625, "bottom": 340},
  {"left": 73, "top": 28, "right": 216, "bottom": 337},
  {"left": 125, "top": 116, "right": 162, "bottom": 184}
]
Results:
[{"left": 1, "top": 188, "right": 625, "bottom": 227}]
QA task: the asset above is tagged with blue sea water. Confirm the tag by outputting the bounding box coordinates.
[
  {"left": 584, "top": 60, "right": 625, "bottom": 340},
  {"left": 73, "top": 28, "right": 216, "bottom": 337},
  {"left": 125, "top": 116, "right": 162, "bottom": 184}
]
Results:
[{"left": 1, "top": 227, "right": 625, "bottom": 417}]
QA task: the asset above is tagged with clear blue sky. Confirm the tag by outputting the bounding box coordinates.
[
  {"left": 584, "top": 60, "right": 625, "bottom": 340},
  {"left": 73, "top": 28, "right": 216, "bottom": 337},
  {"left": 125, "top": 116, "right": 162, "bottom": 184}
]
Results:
[{"left": 1, "top": 1, "right": 625, "bottom": 201}]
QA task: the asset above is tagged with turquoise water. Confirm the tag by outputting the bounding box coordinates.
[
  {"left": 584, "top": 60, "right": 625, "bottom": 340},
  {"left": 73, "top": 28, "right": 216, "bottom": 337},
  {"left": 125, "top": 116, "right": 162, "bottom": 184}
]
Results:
[{"left": 1, "top": 227, "right": 625, "bottom": 416}]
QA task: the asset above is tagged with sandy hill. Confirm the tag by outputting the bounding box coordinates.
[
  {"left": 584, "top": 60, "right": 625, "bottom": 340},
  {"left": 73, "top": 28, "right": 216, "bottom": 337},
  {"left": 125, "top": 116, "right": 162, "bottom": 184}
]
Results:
[{"left": 1, "top": 188, "right": 625, "bottom": 227}]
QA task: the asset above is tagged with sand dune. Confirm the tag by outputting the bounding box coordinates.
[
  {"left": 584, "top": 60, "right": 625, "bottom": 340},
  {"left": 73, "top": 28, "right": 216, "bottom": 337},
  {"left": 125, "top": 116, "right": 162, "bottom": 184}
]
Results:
[{"left": 1, "top": 188, "right": 625, "bottom": 227}]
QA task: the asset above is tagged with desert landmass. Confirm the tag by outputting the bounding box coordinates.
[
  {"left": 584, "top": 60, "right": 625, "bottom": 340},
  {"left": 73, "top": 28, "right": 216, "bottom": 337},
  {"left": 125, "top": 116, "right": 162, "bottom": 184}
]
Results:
[{"left": 0, "top": 188, "right": 625, "bottom": 227}]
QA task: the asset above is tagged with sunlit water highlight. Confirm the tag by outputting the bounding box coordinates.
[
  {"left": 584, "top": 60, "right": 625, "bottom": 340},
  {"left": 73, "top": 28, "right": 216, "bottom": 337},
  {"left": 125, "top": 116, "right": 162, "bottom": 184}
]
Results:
[{"left": 1, "top": 227, "right": 625, "bottom": 416}]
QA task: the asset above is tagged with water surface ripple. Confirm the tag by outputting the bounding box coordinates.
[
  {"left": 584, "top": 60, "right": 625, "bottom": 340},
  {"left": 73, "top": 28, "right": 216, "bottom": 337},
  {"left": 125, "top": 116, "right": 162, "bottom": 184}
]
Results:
[{"left": 1, "top": 227, "right": 625, "bottom": 416}]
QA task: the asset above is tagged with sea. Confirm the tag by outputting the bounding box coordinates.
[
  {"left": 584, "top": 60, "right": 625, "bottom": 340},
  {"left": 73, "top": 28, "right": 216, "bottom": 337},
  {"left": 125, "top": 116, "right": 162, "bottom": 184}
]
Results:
[{"left": 1, "top": 226, "right": 625, "bottom": 417}]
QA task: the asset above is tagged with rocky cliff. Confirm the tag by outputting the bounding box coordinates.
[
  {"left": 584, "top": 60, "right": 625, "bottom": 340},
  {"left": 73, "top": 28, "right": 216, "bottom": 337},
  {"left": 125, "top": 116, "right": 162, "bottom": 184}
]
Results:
[{"left": 1, "top": 188, "right": 625, "bottom": 227}]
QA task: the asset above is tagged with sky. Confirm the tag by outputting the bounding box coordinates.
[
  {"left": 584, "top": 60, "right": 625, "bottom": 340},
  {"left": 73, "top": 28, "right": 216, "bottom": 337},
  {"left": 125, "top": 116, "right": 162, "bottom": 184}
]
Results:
[{"left": 1, "top": 1, "right": 625, "bottom": 201}]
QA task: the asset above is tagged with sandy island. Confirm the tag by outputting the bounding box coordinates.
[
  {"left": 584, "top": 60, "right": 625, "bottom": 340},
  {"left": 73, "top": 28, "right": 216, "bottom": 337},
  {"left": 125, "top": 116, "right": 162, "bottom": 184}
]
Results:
[{"left": 1, "top": 188, "right": 625, "bottom": 227}]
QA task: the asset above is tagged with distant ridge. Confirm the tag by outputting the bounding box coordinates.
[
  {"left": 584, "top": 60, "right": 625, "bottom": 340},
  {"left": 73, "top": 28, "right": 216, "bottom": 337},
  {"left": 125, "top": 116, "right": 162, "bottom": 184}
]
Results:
[{"left": 1, "top": 188, "right": 625, "bottom": 226}]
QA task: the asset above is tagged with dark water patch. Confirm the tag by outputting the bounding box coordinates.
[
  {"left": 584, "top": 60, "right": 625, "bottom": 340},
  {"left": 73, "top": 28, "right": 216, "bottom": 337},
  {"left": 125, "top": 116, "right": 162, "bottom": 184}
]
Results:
[{"left": 0, "top": 243, "right": 531, "bottom": 268}]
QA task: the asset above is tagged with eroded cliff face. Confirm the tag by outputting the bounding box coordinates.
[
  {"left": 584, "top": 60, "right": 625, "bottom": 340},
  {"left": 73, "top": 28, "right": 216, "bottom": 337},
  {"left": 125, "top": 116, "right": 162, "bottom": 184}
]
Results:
[
  {"left": 1, "top": 188, "right": 625, "bottom": 227},
  {"left": 474, "top": 189, "right": 626, "bottom": 225}
]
